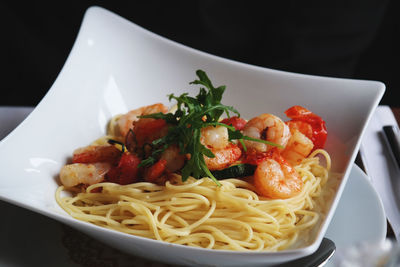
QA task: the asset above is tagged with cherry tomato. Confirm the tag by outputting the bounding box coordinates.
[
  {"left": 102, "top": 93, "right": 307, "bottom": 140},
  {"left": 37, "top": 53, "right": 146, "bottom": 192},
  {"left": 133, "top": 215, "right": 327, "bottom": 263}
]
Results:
[
  {"left": 106, "top": 152, "right": 141, "bottom": 185},
  {"left": 135, "top": 119, "right": 167, "bottom": 137},
  {"left": 131, "top": 119, "right": 168, "bottom": 151},
  {"left": 144, "top": 159, "right": 167, "bottom": 183}
]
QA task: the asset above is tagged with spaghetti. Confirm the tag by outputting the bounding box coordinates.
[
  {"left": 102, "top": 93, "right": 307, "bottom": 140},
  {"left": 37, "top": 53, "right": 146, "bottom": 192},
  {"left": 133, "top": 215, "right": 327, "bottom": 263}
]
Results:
[{"left": 56, "top": 149, "right": 330, "bottom": 251}]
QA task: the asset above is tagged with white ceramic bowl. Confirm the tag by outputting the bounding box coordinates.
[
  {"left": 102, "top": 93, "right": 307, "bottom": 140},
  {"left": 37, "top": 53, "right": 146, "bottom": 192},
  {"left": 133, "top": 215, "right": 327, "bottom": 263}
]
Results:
[{"left": 0, "top": 6, "right": 385, "bottom": 267}]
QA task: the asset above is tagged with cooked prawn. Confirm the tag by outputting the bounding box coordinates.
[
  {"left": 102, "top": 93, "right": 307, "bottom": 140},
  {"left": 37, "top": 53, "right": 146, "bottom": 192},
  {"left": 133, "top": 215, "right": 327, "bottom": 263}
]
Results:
[
  {"left": 242, "top": 114, "right": 291, "bottom": 152},
  {"left": 200, "top": 125, "right": 229, "bottom": 150},
  {"left": 72, "top": 145, "right": 121, "bottom": 164},
  {"left": 59, "top": 162, "right": 111, "bottom": 187},
  {"left": 254, "top": 152, "right": 302, "bottom": 199},
  {"left": 281, "top": 129, "right": 314, "bottom": 166},
  {"left": 200, "top": 125, "right": 242, "bottom": 170},
  {"left": 117, "top": 103, "right": 168, "bottom": 137},
  {"left": 160, "top": 144, "right": 186, "bottom": 172},
  {"left": 285, "top": 105, "right": 327, "bottom": 150},
  {"left": 204, "top": 143, "right": 242, "bottom": 171}
]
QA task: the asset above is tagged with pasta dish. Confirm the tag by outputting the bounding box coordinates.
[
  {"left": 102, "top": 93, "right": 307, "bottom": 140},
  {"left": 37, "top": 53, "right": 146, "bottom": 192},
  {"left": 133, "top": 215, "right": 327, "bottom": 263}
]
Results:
[{"left": 56, "top": 70, "right": 330, "bottom": 251}]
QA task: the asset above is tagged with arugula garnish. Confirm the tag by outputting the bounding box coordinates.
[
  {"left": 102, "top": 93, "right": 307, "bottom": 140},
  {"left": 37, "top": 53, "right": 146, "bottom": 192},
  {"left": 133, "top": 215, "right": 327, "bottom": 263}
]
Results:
[{"left": 138, "top": 70, "right": 281, "bottom": 186}]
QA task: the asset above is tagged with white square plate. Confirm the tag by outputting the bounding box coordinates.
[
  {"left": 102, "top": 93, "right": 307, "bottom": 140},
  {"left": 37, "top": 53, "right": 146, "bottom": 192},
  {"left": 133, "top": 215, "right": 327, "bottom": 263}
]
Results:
[{"left": 0, "top": 6, "right": 384, "bottom": 266}]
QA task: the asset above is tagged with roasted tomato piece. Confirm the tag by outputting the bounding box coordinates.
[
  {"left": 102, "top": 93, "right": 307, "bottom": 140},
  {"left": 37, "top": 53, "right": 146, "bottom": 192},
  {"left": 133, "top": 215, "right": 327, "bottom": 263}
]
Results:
[
  {"left": 242, "top": 148, "right": 277, "bottom": 166},
  {"left": 106, "top": 152, "right": 141, "bottom": 185},
  {"left": 220, "top": 116, "right": 247, "bottom": 131},
  {"left": 144, "top": 159, "right": 167, "bottom": 183}
]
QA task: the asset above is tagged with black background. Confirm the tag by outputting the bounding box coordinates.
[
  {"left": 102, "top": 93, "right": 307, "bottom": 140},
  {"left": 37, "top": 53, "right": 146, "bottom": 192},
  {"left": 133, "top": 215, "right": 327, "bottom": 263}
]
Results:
[{"left": 2, "top": 1, "right": 399, "bottom": 107}]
